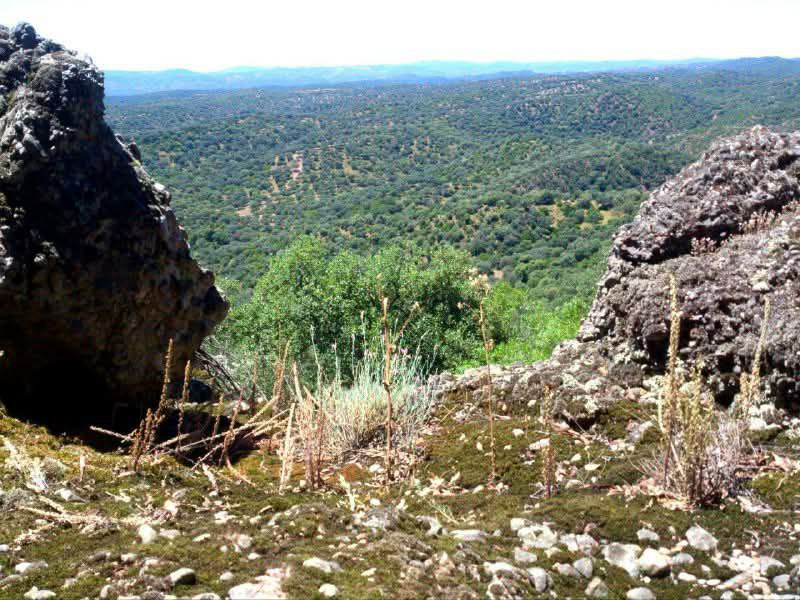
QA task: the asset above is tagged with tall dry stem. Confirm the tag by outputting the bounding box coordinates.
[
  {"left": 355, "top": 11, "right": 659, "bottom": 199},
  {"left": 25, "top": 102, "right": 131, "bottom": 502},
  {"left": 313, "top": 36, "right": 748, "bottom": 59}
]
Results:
[
  {"left": 220, "top": 351, "right": 260, "bottom": 465},
  {"left": 210, "top": 393, "right": 225, "bottom": 446},
  {"left": 379, "top": 296, "right": 419, "bottom": 483},
  {"left": 381, "top": 297, "right": 395, "bottom": 482},
  {"left": 279, "top": 400, "right": 296, "bottom": 494},
  {"left": 680, "top": 364, "right": 715, "bottom": 501},
  {"left": 220, "top": 389, "right": 243, "bottom": 466},
  {"left": 130, "top": 338, "right": 174, "bottom": 471},
  {"left": 541, "top": 386, "right": 555, "bottom": 497},
  {"left": 737, "top": 297, "right": 771, "bottom": 420},
  {"left": 649, "top": 277, "right": 745, "bottom": 506},
  {"left": 478, "top": 294, "right": 497, "bottom": 485},
  {"left": 659, "top": 276, "right": 681, "bottom": 483},
  {"left": 147, "top": 338, "right": 175, "bottom": 452},
  {"left": 176, "top": 359, "right": 191, "bottom": 455},
  {"left": 271, "top": 342, "right": 290, "bottom": 406},
  {"left": 294, "top": 364, "right": 327, "bottom": 489}
]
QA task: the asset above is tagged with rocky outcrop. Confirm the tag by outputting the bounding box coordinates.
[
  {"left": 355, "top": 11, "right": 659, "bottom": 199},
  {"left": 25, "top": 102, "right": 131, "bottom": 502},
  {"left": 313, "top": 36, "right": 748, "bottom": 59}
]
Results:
[
  {"left": 580, "top": 127, "right": 800, "bottom": 409},
  {"left": 434, "top": 340, "right": 644, "bottom": 426},
  {"left": 439, "top": 127, "right": 800, "bottom": 420},
  {"left": 0, "top": 24, "right": 228, "bottom": 422}
]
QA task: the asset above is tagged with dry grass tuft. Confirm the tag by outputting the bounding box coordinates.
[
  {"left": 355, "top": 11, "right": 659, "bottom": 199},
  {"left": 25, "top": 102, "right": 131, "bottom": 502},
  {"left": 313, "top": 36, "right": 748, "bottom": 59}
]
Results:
[{"left": 647, "top": 276, "right": 755, "bottom": 506}]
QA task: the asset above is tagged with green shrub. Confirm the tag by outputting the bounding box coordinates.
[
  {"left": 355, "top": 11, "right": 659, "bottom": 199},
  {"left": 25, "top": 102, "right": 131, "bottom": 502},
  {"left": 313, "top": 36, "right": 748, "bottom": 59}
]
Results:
[
  {"left": 461, "top": 282, "right": 589, "bottom": 368},
  {"left": 211, "top": 236, "right": 482, "bottom": 385}
]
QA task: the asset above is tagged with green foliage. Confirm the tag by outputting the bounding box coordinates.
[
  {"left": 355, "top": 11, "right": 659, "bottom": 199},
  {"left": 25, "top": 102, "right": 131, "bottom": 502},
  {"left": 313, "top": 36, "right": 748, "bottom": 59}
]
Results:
[
  {"left": 462, "top": 282, "right": 589, "bottom": 368},
  {"left": 107, "top": 62, "right": 800, "bottom": 308},
  {"left": 215, "top": 237, "right": 481, "bottom": 381},
  {"left": 106, "top": 60, "right": 800, "bottom": 371}
]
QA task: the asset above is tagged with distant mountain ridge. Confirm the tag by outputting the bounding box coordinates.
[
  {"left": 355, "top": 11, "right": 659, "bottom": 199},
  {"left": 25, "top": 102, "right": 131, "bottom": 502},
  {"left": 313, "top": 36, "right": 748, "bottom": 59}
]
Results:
[{"left": 105, "top": 57, "right": 731, "bottom": 96}]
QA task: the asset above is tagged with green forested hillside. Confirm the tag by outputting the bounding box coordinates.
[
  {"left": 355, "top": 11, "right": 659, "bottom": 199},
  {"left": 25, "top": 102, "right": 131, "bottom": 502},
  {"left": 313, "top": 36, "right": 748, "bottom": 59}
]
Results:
[{"left": 107, "top": 58, "right": 800, "bottom": 305}]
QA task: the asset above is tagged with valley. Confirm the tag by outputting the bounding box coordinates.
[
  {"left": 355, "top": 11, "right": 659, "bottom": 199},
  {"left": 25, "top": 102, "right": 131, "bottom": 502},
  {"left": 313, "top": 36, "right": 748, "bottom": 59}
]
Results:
[{"left": 107, "top": 58, "right": 800, "bottom": 306}]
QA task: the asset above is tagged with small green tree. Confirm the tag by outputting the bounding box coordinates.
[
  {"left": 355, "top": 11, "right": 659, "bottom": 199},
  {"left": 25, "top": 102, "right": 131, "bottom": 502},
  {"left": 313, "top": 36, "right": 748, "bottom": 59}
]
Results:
[{"left": 215, "top": 237, "right": 482, "bottom": 386}]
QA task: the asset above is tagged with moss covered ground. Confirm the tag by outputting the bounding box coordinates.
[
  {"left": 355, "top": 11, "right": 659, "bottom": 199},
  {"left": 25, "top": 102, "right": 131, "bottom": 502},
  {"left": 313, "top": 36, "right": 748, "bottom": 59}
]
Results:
[{"left": 0, "top": 396, "right": 797, "bottom": 598}]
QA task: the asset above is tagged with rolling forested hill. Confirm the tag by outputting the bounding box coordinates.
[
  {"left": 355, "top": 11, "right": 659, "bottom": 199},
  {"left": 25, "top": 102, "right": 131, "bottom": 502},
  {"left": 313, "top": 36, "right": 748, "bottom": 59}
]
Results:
[{"left": 107, "top": 57, "right": 800, "bottom": 305}]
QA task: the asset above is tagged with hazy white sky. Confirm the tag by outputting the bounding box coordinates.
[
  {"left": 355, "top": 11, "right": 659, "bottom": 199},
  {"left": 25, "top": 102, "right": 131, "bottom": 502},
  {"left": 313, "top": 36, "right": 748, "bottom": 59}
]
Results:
[{"left": 3, "top": 0, "right": 799, "bottom": 71}]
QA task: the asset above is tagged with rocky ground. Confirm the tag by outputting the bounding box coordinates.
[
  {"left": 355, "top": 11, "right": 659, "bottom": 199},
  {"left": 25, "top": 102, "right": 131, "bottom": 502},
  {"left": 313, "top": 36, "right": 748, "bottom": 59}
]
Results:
[{"left": 0, "top": 390, "right": 798, "bottom": 600}]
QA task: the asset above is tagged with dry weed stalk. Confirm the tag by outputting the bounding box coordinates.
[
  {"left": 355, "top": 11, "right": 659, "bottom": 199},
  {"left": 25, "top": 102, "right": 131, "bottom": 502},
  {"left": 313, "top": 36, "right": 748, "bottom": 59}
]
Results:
[
  {"left": 278, "top": 401, "right": 296, "bottom": 493},
  {"left": 651, "top": 277, "right": 750, "bottom": 505},
  {"left": 381, "top": 297, "right": 395, "bottom": 482},
  {"left": 541, "top": 386, "right": 556, "bottom": 498},
  {"left": 129, "top": 410, "right": 148, "bottom": 471},
  {"left": 182, "top": 408, "right": 286, "bottom": 466},
  {"left": 679, "top": 364, "right": 716, "bottom": 502},
  {"left": 148, "top": 338, "right": 174, "bottom": 450},
  {"left": 737, "top": 298, "right": 771, "bottom": 420},
  {"left": 380, "top": 296, "right": 419, "bottom": 483},
  {"left": 297, "top": 392, "right": 327, "bottom": 489},
  {"left": 478, "top": 294, "right": 497, "bottom": 485},
  {"left": 91, "top": 343, "right": 287, "bottom": 472},
  {"left": 209, "top": 393, "right": 225, "bottom": 445},
  {"left": 220, "top": 390, "right": 243, "bottom": 466},
  {"left": 659, "top": 276, "right": 682, "bottom": 482},
  {"left": 130, "top": 339, "right": 175, "bottom": 471},
  {"left": 242, "top": 343, "right": 290, "bottom": 443},
  {"left": 292, "top": 363, "right": 328, "bottom": 489},
  {"left": 271, "top": 342, "right": 290, "bottom": 407},
  {"left": 219, "top": 351, "right": 264, "bottom": 467},
  {"left": 176, "top": 359, "right": 191, "bottom": 455}
]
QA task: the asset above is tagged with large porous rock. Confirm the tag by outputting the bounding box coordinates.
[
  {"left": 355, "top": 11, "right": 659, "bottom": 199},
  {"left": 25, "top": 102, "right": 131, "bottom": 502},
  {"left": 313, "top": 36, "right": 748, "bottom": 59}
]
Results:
[
  {"left": 580, "top": 126, "right": 800, "bottom": 409},
  {"left": 0, "top": 24, "right": 228, "bottom": 423},
  {"left": 437, "top": 127, "right": 800, "bottom": 419}
]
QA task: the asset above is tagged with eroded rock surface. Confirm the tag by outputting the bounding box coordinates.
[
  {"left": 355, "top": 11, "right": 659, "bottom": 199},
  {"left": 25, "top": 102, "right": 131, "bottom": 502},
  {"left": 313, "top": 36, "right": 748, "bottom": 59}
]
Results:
[
  {"left": 0, "top": 23, "right": 228, "bottom": 421},
  {"left": 438, "top": 126, "right": 800, "bottom": 419}
]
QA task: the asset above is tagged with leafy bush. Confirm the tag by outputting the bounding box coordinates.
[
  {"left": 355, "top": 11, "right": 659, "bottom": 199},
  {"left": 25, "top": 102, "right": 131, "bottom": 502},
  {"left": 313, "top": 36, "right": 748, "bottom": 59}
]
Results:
[
  {"left": 461, "top": 282, "right": 589, "bottom": 367},
  {"left": 211, "top": 237, "right": 482, "bottom": 385}
]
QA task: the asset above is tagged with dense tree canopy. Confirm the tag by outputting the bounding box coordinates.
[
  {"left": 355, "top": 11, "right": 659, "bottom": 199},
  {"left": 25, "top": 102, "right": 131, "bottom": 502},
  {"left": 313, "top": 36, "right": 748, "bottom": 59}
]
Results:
[
  {"left": 107, "top": 60, "right": 800, "bottom": 308},
  {"left": 107, "top": 59, "right": 800, "bottom": 373}
]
